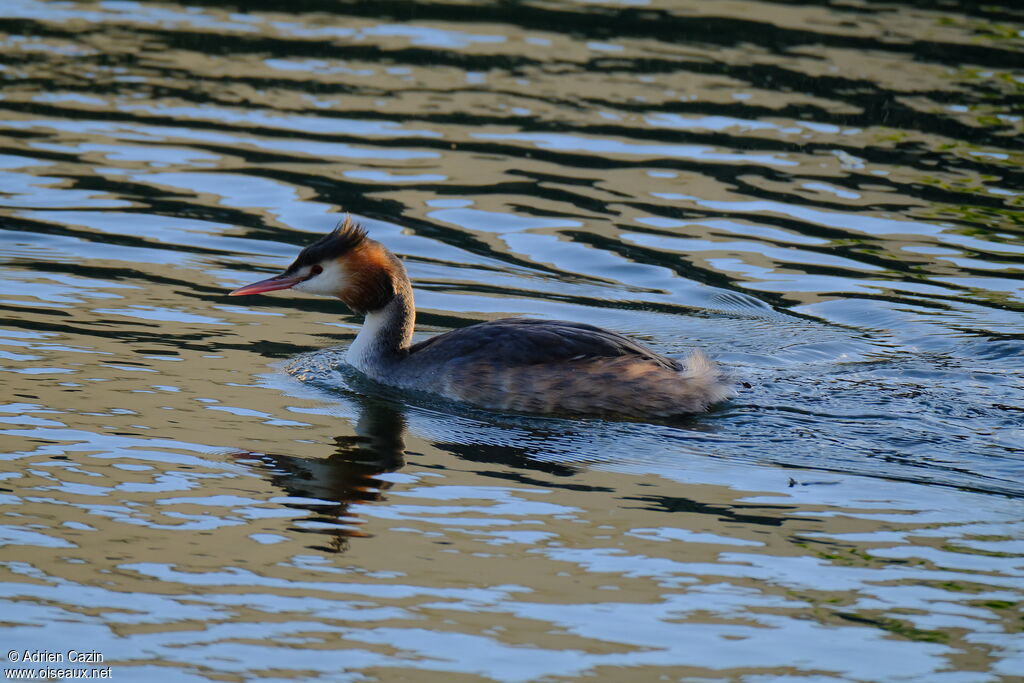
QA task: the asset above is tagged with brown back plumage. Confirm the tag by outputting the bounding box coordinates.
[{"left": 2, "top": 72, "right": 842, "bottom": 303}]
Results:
[{"left": 438, "top": 349, "right": 732, "bottom": 418}]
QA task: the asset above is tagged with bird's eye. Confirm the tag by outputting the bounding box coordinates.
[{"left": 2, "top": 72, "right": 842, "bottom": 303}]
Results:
[{"left": 308, "top": 264, "right": 323, "bottom": 278}]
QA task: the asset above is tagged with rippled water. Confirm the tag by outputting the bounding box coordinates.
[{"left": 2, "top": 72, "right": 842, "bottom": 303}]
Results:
[{"left": 2, "top": 1, "right": 1022, "bottom": 681}]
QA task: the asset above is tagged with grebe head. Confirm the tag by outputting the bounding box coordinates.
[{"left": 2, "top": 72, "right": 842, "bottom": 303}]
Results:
[{"left": 229, "top": 217, "right": 405, "bottom": 314}]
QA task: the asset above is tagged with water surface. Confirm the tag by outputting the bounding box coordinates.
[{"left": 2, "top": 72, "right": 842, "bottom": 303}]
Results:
[{"left": 1, "top": 1, "right": 1022, "bottom": 681}]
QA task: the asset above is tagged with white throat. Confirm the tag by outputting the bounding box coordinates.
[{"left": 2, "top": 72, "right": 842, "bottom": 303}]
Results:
[{"left": 346, "top": 308, "right": 393, "bottom": 374}]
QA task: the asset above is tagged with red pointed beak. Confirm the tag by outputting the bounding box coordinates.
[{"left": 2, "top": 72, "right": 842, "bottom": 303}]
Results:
[{"left": 228, "top": 274, "right": 304, "bottom": 296}]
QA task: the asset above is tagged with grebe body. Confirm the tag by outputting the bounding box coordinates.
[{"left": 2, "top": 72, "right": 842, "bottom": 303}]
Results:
[{"left": 230, "top": 219, "right": 732, "bottom": 418}]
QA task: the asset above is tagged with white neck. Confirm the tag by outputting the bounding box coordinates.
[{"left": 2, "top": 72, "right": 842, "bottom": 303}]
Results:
[
  {"left": 347, "top": 309, "right": 392, "bottom": 373},
  {"left": 345, "top": 285, "right": 415, "bottom": 377}
]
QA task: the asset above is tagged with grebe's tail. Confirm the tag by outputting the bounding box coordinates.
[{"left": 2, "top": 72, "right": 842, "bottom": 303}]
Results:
[{"left": 676, "top": 349, "right": 734, "bottom": 413}]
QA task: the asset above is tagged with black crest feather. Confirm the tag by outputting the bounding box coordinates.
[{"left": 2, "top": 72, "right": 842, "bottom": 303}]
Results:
[{"left": 286, "top": 216, "right": 368, "bottom": 274}]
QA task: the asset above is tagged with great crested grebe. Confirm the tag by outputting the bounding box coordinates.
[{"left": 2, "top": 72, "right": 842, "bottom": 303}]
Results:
[{"left": 230, "top": 218, "right": 732, "bottom": 417}]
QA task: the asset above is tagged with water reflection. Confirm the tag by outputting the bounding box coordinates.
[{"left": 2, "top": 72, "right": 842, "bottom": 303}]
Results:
[
  {"left": 2, "top": 0, "right": 1023, "bottom": 680},
  {"left": 2, "top": 346, "right": 1022, "bottom": 681},
  {"left": 234, "top": 399, "right": 408, "bottom": 553}
]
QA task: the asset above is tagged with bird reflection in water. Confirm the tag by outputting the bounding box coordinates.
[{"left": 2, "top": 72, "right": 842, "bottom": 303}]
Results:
[{"left": 231, "top": 399, "right": 407, "bottom": 553}]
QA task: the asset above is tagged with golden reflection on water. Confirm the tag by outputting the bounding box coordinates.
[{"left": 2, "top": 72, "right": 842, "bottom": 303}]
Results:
[
  {"left": 1, "top": 0, "right": 1022, "bottom": 680},
  {"left": 3, "top": 347, "right": 1022, "bottom": 679}
]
